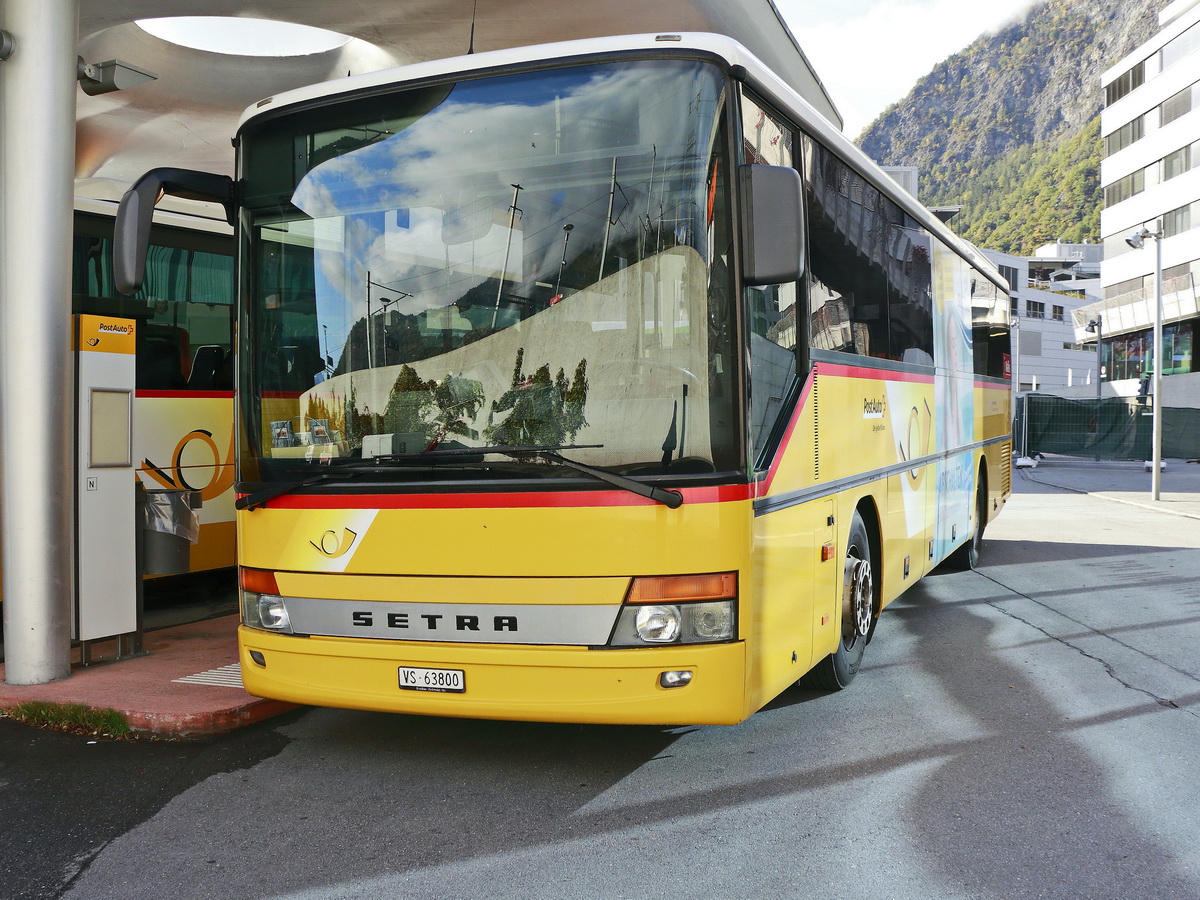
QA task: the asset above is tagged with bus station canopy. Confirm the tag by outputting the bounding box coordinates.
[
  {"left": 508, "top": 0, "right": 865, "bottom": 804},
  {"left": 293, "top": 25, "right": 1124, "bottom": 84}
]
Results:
[{"left": 75, "top": 0, "right": 840, "bottom": 198}]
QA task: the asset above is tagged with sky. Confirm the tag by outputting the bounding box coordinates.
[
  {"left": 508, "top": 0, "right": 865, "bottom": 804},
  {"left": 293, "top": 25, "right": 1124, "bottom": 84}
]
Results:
[{"left": 775, "top": 0, "right": 1038, "bottom": 136}]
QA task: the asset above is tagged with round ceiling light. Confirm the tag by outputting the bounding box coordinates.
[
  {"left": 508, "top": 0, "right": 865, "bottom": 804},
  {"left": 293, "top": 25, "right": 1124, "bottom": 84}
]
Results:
[{"left": 137, "top": 16, "right": 352, "bottom": 58}]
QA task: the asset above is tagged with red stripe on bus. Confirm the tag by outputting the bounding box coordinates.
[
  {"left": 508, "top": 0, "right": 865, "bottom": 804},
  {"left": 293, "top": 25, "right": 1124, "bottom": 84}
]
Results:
[
  {"left": 813, "top": 362, "right": 935, "bottom": 384},
  {"left": 136, "top": 390, "right": 234, "bottom": 399},
  {"left": 244, "top": 483, "right": 753, "bottom": 511}
]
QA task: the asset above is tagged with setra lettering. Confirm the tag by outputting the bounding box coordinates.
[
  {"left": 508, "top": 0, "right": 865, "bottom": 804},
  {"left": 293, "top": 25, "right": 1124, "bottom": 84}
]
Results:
[{"left": 350, "top": 609, "right": 520, "bottom": 633}]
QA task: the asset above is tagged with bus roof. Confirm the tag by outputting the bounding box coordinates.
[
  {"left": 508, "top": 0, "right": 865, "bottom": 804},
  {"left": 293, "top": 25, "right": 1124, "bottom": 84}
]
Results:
[{"left": 236, "top": 31, "right": 838, "bottom": 131}]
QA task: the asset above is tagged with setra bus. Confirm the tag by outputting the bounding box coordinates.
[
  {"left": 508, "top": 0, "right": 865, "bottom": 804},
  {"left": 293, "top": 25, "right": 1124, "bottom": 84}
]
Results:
[{"left": 114, "top": 32, "right": 1011, "bottom": 724}]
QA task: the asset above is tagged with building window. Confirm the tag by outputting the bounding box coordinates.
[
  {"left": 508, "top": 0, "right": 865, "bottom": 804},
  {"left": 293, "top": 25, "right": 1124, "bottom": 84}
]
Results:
[
  {"left": 1026, "top": 300, "right": 1045, "bottom": 319},
  {"left": 1105, "top": 277, "right": 1142, "bottom": 300},
  {"left": 997, "top": 264, "right": 1019, "bottom": 290},
  {"left": 1010, "top": 295, "right": 1018, "bottom": 316},
  {"left": 1104, "top": 168, "right": 1145, "bottom": 205},
  {"left": 1162, "top": 21, "right": 1200, "bottom": 72},
  {"left": 1106, "top": 61, "right": 1145, "bottom": 105},
  {"left": 1052, "top": 305, "right": 1064, "bottom": 321},
  {"left": 1106, "top": 116, "right": 1144, "bottom": 156},
  {"left": 1161, "top": 84, "right": 1199, "bottom": 127},
  {"left": 1104, "top": 323, "right": 1197, "bottom": 380},
  {"left": 1162, "top": 140, "right": 1200, "bottom": 181},
  {"left": 1164, "top": 145, "right": 1188, "bottom": 180},
  {"left": 1162, "top": 201, "right": 1196, "bottom": 238}
]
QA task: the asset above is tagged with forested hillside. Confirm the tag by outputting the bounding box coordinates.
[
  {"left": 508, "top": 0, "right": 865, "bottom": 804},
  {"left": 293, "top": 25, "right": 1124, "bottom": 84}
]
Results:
[{"left": 858, "top": 0, "right": 1169, "bottom": 254}]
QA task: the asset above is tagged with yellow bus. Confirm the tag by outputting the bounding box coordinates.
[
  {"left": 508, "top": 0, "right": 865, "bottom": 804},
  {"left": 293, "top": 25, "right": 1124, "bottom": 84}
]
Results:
[{"left": 115, "top": 33, "right": 1011, "bottom": 724}]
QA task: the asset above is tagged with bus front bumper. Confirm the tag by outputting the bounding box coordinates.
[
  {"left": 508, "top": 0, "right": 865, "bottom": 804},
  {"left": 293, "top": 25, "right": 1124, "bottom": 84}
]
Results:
[{"left": 239, "top": 627, "right": 749, "bottom": 725}]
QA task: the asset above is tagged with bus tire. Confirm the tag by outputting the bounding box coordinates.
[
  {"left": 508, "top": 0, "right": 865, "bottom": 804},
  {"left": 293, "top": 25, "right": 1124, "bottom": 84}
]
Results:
[
  {"left": 946, "top": 474, "right": 987, "bottom": 571},
  {"left": 807, "top": 511, "right": 874, "bottom": 691}
]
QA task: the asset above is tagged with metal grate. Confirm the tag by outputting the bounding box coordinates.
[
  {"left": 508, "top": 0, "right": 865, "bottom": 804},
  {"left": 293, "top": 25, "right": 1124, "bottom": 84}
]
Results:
[{"left": 172, "top": 663, "right": 244, "bottom": 688}]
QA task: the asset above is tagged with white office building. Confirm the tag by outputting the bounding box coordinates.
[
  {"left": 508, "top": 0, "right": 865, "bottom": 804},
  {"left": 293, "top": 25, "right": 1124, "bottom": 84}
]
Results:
[{"left": 1084, "top": 0, "right": 1200, "bottom": 402}]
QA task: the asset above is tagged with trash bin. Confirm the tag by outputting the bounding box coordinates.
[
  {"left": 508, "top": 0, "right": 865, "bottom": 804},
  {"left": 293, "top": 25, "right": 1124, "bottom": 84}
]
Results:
[{"left": 140, "top": 487, "right": 201, "bottom": 575}]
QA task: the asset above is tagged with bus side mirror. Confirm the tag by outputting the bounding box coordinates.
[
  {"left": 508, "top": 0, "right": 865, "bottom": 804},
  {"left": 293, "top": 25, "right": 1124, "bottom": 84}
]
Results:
[
  {"left": 739, "top": 164, "right": 806, "bottom": 286},
  {"left": 114, "top": 167, "right": 235, "bottom": 295}
]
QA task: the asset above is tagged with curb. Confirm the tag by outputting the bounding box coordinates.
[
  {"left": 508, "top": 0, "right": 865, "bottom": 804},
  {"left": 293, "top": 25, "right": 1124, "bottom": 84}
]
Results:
[{"left": 124, "top": 698, "right": 301, "bottom": 740}]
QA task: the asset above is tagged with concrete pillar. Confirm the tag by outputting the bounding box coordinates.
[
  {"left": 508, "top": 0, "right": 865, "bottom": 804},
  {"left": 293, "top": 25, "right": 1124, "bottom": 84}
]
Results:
[{"left": 1, "top": 0, "right": 79, "bottom": 683}]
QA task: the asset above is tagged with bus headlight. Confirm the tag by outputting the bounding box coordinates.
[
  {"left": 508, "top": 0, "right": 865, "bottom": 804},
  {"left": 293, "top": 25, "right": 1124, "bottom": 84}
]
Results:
[
  {"left": 608, "top": 573, "right": 737, "bottom": 647},
  {"left": 689, "top": 603, "right": 734, "bottom": 641},
  {"left": 609, "top": 599, "right": 735, "bottom": 647},
  {"left": 635, "top": 606, "right": 681, "bottom": 642},
  {"left": 241, "top": 591, "right": 294, "bottom": 634}
]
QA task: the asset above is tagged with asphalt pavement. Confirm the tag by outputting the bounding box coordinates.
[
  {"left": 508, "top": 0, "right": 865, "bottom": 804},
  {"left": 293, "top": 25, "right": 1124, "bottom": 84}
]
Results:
[{"left": 1016, "top": 453, "right": 1200, "bottom": 520}]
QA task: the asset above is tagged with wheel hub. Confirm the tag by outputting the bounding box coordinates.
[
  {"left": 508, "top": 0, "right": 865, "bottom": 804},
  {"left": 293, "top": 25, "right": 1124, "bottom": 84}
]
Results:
[{"left": 842, "top": 556, "right": 873, "bottom": 640}]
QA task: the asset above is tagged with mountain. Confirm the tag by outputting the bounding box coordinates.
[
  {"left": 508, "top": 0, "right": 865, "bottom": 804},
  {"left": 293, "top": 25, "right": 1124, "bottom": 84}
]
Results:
[{"left": 857, "top": 0, "right": 1170, "bottom": 254}]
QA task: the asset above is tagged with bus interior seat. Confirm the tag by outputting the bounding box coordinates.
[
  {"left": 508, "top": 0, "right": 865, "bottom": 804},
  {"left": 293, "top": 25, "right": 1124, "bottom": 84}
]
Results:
[
  {"left": 187, "top": 345, "right": 226, "bottom": 390},
  {"left": 137, "top": 340, "right": 187, "bottom": 390},
  {"left": 212, "top": 351, "right": 234, "bottom": 391}
]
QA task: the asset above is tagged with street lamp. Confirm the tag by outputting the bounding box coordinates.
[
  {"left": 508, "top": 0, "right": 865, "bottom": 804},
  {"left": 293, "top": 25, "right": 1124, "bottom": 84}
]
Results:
[
  {"left": 555, "top": 223, "right": 574, "bottom": 300},
  {"left": 366, "top": 272, "right": 412, "bottom": 369},
  {"left": 1125, "top": 225, "right": 1164, "bottom": 500},
  {"left": 1084, "top": 315, "right": 1102, "bottom": 401},
  {"left": 375, "top": 296, "right": 403, "bottom": 367},
  {"left": 492, "top": 183, "right": 523, "bottom": 328}
]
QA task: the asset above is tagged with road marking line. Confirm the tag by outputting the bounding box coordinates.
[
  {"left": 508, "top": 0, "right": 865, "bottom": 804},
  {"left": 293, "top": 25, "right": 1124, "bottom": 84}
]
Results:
[{"left": 173, "top": 663, "right": 244, "bottom": 688}]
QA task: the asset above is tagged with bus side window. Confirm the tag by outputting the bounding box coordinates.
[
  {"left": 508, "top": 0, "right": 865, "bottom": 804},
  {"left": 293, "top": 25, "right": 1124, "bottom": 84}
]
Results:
[
  {"left": 803, "top": 137, "right": 933, "bottom": 366},
  {"left": 969, "top": 266, "right": 1010, "bottom": 377}
]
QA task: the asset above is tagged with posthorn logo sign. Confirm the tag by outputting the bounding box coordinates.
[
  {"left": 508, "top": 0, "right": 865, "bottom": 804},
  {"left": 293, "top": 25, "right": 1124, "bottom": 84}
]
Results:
[{"left": 311, "top": 528, "right": 358, "bottom": 558}]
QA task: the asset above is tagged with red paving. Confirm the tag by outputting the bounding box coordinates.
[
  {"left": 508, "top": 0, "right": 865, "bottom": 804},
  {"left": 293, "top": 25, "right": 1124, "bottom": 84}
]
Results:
[{"left": 0, "top": 615, "right": 297, "bottom": 739}]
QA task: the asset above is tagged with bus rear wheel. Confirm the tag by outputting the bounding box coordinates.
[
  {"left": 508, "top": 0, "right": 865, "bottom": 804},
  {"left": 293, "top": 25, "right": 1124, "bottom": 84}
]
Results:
[
  {"left": 807, "top": 511, "right": 874, "bottom": 690},
  {"left": 946, "top": 477, "right": 987, "bottom": 571}
]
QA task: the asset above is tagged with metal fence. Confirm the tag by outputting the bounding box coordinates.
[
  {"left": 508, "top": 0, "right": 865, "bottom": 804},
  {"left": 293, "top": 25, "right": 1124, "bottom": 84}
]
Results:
[{"left": 1014, "top": 394, "right": 1200, "bottom": 460}]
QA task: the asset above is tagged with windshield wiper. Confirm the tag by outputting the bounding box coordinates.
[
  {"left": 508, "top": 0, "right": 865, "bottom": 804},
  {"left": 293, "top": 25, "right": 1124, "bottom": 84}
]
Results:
[
  {"left": 372, "top": 443, "right": 684, "bottom": 509},
  {"left": 236, "top": 471, "right": 362, "bottom": 511},
  {"left": 503, "top": 448, "right": 684, "bottom": 509}
]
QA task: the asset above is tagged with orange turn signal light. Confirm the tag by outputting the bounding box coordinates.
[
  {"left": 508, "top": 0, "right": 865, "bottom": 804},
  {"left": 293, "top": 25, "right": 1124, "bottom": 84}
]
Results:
[
  {"left": 239, "top": 567, "right": 280, "bottom": 594},
  {"left": 627, "top": 572, "right": 737, "bottom": 603}
]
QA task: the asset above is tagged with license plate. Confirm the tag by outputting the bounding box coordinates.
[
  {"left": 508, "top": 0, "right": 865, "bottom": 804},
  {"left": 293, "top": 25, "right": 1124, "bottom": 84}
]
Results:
[{"left": 398, "top": 666, "right": 465, "bottom": 693}]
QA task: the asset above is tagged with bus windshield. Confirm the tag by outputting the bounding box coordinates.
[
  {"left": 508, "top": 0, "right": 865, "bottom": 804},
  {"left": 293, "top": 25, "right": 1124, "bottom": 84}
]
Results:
[{"left": 239, "top": 59, "right": 739, "bottom": 485}]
